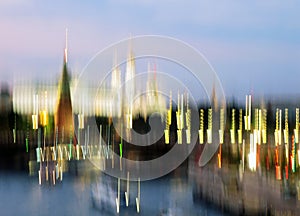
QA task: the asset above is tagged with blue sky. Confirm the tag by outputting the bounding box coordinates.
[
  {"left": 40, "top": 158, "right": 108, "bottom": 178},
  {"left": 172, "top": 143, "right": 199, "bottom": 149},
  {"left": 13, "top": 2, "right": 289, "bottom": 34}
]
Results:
[{"left": 0, "top": 0, "right": 299, "bottom": 100}]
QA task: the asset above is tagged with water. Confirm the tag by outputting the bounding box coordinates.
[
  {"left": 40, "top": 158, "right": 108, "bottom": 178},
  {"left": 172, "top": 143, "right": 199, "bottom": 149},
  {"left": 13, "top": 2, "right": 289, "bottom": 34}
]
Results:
[{"left": 0, "top": 170, "right": 226, "bottom": 216}]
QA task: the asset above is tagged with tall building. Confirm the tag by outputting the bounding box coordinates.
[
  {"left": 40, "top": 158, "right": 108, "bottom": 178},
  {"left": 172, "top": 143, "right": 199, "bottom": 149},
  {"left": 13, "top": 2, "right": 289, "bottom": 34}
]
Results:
[{"left": 54, "top": 35, "right": 75, "bottom": 145}]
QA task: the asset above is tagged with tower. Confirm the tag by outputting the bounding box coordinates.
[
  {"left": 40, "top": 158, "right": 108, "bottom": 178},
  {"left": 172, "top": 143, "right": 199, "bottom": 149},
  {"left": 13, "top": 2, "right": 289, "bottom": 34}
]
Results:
[
  {"left": 211, "top": 82, "right": 218, "bottom": 112},
  {"left": 54, "top": 30, "right": 75, "bottom": 145},
  {"left": 111, "top": 51, "right": 122, "bottom": 118},
  {"left": 124, "top": 41, "right": 136, "bottom": 129}
]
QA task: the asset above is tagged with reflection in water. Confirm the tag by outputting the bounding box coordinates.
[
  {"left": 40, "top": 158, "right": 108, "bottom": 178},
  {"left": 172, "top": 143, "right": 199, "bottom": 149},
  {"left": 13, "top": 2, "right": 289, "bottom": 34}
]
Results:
[{"left": 89, "top": 167, "right": 227, "bottom": 215}]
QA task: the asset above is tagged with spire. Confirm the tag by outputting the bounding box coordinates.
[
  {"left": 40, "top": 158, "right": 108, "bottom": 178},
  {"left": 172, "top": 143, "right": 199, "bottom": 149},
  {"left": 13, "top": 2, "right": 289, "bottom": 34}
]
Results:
[
  {"left": 64, "top": 28, "right": 68, "bottom": 64},
  {"left": 54, "top": 29, "right": 75, "bottom": 145},
  {"left": 211, "top": 81, "right": 218, "bottom": 112}
]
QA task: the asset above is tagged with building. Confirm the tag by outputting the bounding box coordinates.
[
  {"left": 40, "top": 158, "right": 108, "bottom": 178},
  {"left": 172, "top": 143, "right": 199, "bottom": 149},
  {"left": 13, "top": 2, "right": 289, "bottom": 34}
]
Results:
[{"left": 54, "top": 44, "right": 75, "bottom": 145}]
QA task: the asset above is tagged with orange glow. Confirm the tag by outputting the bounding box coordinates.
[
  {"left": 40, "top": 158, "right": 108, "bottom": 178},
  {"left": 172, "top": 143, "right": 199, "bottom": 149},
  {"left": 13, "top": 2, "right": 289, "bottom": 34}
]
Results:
[
  {"left": 218, "top": 145, "right": 222, "bottom": 168},
  {"left": 275, "top": 165, "right": 281, "bottom": 180}
]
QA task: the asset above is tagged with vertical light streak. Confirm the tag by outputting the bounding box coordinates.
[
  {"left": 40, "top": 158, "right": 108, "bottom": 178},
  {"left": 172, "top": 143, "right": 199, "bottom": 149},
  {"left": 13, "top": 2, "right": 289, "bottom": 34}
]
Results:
[
  {"left": 199, "top": 109, "right": 204, "bottom": 144},
  {"left": 136, "top": 177, "right": 141, "bottom": 213},
  {"left": 207, "top": 108, "right": 212, "bottom": 144},
  {"left": 125, "top": 172, "right": 130, "bottom": 207},
  {"left": 230, "top": 109, "right": 236, "bottom": 144},
  {"left": 238, "top": 109, "right": 243, "bottom": 144},
  {"left": 219, "top": 108, "right": 224, "bottom": 144},
  {"left": 116, "top": 178, "right": 120, "bottom": 213}
]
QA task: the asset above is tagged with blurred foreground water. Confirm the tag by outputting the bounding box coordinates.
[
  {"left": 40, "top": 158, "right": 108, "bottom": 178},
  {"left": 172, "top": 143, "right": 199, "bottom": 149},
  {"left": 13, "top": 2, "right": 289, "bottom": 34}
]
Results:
[{"left": 0, "top": 167, "right": 226, "bottom": 216}]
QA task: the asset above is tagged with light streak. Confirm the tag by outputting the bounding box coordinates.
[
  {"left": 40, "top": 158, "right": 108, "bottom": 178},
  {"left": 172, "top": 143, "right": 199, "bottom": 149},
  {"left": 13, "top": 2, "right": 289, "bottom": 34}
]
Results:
[
  {"left": 242, "top": 139, "right": 245, "bottom": 172},
  {"left": 238, "top": 109, "right": 243, "bottom": 144},
  {"left": 116, "top": 178, "right": 120, "bottom": 213},
  {"left": 248, "top": 133, "right": 256, "bottom": 171},
  {"left": 25, "top": 138, "right": 29, "bottom": 153},
  {"left": 207, "top": 108, "right": 212, "bottom": 144},
  {"left": 136, "top": 177, "right": 140, "bottom": 213},
  {"left": 262, "top": 109, "right": 267, "bottom": 144},
  {"left": 46, "top": 166, "right": 49, "bottom": 181},
  {"left": 230, "top": 109, "right": 236, "bottom": 144},
  {"left": 125, "top": 172, "right": 130, "bottom": 207},
  {"left": 219, "top": 108, "right": 224, "bottom": 144},
  {"left": 275, "top": 146, "right": 281, "bottom": 180},
  {"left": 38, "top": 170, "right": 41, "bottom": 185},
  {"left": 199, "top": 109, "right": 204, "bottom": 144},
  {"left": 295, "top": 108, "right": 299, "bottom": 143}
]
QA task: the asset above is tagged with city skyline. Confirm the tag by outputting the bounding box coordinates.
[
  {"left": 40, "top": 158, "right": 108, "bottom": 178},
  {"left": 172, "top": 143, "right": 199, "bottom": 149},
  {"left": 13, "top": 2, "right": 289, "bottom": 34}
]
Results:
[{"left": 0, "top": 0, "right": 299, "bottom": 100}]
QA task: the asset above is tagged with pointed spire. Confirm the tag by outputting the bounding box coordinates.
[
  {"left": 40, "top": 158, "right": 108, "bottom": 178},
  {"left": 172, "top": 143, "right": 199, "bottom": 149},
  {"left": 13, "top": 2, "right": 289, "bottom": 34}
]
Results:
[
  {"left": 211, "top": 81, "right": 218, "bottom": 112},
  {"left": 64, "top": 28, "right": 68, "bottom": 64},
  {"left": 55, "top": 29, "right": 75, "bottom": 145}
]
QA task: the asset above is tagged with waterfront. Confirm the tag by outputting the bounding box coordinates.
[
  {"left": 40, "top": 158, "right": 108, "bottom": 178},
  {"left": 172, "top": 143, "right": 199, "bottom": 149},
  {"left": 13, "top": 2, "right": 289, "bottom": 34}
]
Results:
[{"left": 1, "top": 21, "right": 299, "bottom": 216}]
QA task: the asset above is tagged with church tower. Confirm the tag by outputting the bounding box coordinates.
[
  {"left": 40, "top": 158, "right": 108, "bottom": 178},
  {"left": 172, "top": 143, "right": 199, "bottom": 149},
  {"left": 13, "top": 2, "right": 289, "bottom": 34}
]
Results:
[{"left": 54, "top": 30, "right": 75, "bottom": 145}]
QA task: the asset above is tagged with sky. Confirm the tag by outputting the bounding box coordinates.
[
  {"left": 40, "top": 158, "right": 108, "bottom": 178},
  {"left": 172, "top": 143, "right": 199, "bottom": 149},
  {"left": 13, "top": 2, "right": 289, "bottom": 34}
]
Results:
[{"left": 1, "top": 0, "right": 300, "bottom": 100}]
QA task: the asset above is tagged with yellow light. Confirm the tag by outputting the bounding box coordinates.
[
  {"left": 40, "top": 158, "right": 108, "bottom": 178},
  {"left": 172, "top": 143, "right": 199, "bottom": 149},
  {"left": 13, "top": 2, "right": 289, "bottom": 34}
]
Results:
[
  {"left": 231, "top": 109, "right": 236, "bottom": 144},
  {"left": 78, "top": 114, "right": 84, "bottom": 129},
  {"left": 262, "top": 109, "right": 267, "bottom": 144},
  {"left": 39, "top": 110, "right": 48, "bottom": 126},
  {"left": 199, "top": 109, "right": 204, "bottom": 144},
  {"left": 244, "top": 116, "right": 250, "bottom": 131},
  {"left": 32, "top": 114, "right": 38, "bottom": 130},
  {"left": 164, "top": 129, "right": 169, "bottom": 144},
  {"left": 199, "top": 129, "right": 204, "bottom": 144},
  {"left": 208, "top": 108, "right": 212, "bottom": 130},
  {"left": 167, "top": 109, "right": 172, "bottom": 125},
  {"left": 177, "top": 130, "right": 182, "bottom": 144},
  {"left": 239, "top": 109, "right": 243, "bottom": 130},
  {"left": 186, "top": 129, "right": 191, "bottom": 144},
  {"left": 238, "top": 129, "right": 242, "bottom": 144},
  {"left": 262, "top": 129, "right": 267, "bottom": 144},
  {"left": 207, "top": 108, "right": 212, "bottom": 143},
  {"left": 230, "top": 129, "right": 235, "bottom": 144},
  {"left": 284, "top": 108, "right": 289, "bottom": 144}
]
